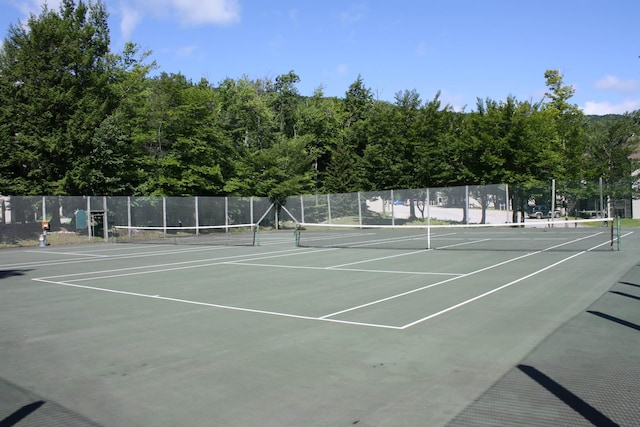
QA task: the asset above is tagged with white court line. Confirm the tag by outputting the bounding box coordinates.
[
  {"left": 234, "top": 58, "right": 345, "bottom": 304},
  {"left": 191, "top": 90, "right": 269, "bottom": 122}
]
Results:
[
  {"left": 319, "top": 251, "right": 540, "bottom": 320},
  {"left": 319, "top": 230, "right": 613, "bottom": 321},
  {"left": 6, "top": 233, "right": 298, "bottom": 269},
  {"left": 435, "top": 239, "right": 491, "bottom": 249},
  {"left": 1, "top": 244, "right": 233, "bottom": 269},
  {"left": 397, "top": 233, "right": 633, "bottom": 329},
  {"left": 225, "top": 262, "right": 462, "bottom": 276},
  {"left": 37, "top": 247, "right": 335, "bottom": 282},
  {"left": 31, "top": 278, "right": 402, "bottom": 330},
  {"left": 328, "top": 249, "right": 429, "bottom": 269},
  {"left": 400, "top": 252, "right": 585, "bottom": 328},
  {"left": 25, "top": 250, "right": 110, "bottom": 258}
]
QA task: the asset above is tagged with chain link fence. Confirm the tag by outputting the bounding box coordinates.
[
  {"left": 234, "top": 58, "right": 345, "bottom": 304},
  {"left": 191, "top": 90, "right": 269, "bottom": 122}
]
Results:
[{"left": 0, "top": 179, "right": 633, "bottom": 246}]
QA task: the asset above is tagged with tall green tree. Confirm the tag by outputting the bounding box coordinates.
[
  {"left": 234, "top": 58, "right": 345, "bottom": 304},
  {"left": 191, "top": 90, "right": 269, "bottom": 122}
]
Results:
[
  {"left": 543, "top": 69, "right": 588, "bottom": 181},
  {"left": 0, "top": 0, "right": 115, "bottom": 195},
  {"left": 131, "top": 74, "right": 234, "bottom": 196},
  {"left": 271, "top": 70, "right": 301, "bottom": 138},
  {"left": 295, "top": 88, "right": 343, "bottom": 194},
  {"left": 217, "top": 76, "right": 276, "bottom": 152},
  {"left": 585, "top": 112, "right": 640, "bottom": 198}
]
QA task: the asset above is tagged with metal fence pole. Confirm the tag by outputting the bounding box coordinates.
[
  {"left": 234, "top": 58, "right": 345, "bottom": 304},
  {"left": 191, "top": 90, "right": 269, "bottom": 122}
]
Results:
[
  {"left": 195, "top": 196, "right": 199, "bottom": 235},
  {"left": 465, "top": 185, "right": 469, "bottom": 224},
  {"left": 162, "top": 197, "right": 167, "bottom": 238},
  {"left": 225, "top": 197, "right": 229, "bottom": 231},
  {"left": 103, "top": 196, "right": 108, "bottom": 241},
  {"left": 391, "top": 189, "right": 395, "bottom": 226},
  {"left": 357, "top": 192, "right": 362, "bottom": 227},
  {"left": 87, "top": 196, "right": 92, "bottom": 241},
  {"left": 505, "top": 184, "right": 510, "bottom": 223},
  {"left": 127, "top": 196, "right": 132, "bottom": 238}
]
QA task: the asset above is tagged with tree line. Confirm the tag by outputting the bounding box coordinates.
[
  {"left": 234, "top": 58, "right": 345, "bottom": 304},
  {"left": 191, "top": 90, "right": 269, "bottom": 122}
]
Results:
[{"left": 1, "top": 1, "right": 639, "bottom": 205}]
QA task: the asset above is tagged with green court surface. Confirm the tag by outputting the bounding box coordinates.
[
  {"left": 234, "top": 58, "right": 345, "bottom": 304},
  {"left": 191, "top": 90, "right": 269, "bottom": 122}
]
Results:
[{"left": 1, "top": 227, "right": 639, "bottom": 426}]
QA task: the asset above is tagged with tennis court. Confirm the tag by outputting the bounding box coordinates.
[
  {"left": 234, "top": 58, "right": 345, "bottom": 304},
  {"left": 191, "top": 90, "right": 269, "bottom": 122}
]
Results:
[{"left": 1, "top": 224, "right": 639, "bottom": 426}]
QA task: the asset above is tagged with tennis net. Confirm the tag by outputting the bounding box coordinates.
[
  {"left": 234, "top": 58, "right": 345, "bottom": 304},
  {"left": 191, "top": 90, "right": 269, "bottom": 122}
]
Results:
[
  {"left": 113, "top": 223, "right": 257, "bottom": 246},
  {"left": 295, "top": 217, "right": 620, "bottom": 252}
]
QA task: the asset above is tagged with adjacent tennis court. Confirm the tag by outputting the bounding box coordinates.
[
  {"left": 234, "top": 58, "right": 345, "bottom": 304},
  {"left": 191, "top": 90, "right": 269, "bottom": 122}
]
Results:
[{"left": 1, "top": 225, "right": 639, "bottom": 426}]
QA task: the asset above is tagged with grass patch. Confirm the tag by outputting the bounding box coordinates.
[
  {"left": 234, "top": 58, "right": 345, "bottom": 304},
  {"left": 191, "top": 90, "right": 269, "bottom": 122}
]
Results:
[{"left": 617, "top": 218, "right": 640, "bottom": 227}]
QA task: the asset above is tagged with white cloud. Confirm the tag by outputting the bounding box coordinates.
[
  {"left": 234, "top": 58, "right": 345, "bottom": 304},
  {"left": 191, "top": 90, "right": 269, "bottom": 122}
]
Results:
[
  {"left": 289, "top": 8, "right": 298, "bottom": 24},
  {"left": 10, "top": 0, "right": 240, "bottom": 36},
  {"left": 119, "top": 4, "right": 142, "bottom": 40},
  {"left": 416, "top": 41, "right": 427, "bottom": 57},
  {"left": 176, "top": 45, "right": 197, "bottom": 57},
  {"left": 114, "top": 0, "right": 240, "bottom": 37},
  {"left": 340, "top": 3, "right": 367, "bottom": 25},
  {"left": 168, "top": 0, "right": 240, "bottom": 26},
  {"left": 336, "top": 64, "right": 349, "bottom": 76},
  {"left": 595, "top": 75, "right": 639, "bottom": 93},
  {"left": 267, "top": 34, "right": 285, "bottom": 53},
  {"left": 439, "top": 91, "right": 466, "bottom": 112},
  {"left": 9, "top": 0, "right": 63, "bottom": 21},
  {"left": 582, "top": 99, "right": 640, "bottom": 115}
]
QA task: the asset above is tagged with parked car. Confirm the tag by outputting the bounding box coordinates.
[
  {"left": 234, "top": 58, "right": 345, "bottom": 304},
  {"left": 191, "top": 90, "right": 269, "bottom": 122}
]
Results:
[{"left": 527, "top": 204, "right": 561, "bottom": 219}]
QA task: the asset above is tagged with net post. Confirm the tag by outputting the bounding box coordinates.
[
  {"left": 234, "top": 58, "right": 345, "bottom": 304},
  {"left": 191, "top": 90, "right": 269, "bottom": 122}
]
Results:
[
  {"left": 610, "top": 216, "right": 614, "bottom": 251},
  {"left": 254, "top": 224, "right": 259, "bottom": 246},
  {"left": 294, "top": 223, "right": 300, "bottom": 247}
]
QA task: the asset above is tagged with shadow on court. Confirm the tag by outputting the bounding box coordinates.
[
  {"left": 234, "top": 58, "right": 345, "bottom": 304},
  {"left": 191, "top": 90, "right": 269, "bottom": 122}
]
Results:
[
  {"left": 0, "top": 377, "right": 102, "bottom": 427},
  {"left": 619, "top": 280, "right": 639, "bottom": 288},
  {"left": 0, "top": 270, "right": 30, "bottom": 280},
  {"left": 517, "top": 365, "right": 618, "bottom": 427},
  {"left": 447, "top": 262, "right": 640, "bottom": 426},
  {"left": 0, "top": 400, "right": 44, "bottom": 427},
  {"left": 588, "top": 310, "right": 640, "bottom": 332}
]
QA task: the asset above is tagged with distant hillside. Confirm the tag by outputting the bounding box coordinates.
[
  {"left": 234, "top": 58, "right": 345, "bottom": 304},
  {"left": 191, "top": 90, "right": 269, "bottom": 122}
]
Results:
[{"left": 586, "top": 114, "right": 624, "bottom": 123}]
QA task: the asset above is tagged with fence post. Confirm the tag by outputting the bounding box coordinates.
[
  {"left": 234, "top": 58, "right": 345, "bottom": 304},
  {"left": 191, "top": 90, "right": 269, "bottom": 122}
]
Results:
[
  {"left": 162, "top": 197, "right": 167, "bottom": 238},
  {"left": 599, "top": 177, "right": 604, "bottom": 218},
  {"left": 127, "top": 196, "right": 132, "bottom": 238},
  {"left": 87, "top": 196, "right": 92, "bottom": 241},
  {"left": 505, "top": 184, "right": 510, "bottom": 223},
  {"left": 251, "top": 197, "right": 254, "bottom": 225},
  {"left": 465, "top": 185, "right": 469, "bottom": 224},
  {"left": 225, "top": 197, "right": 229, "bottom": 231},
  {"left": 427, "top": 188, "right": 431, "bottom": 249},
  {"left": 42, "top": 196, "right": 46, "bottom": 225},
  {"left": 391, "top": 189, "right": 395, "bottom": 226},
  {"left": 103, "top": 196, "right": 109, "bottom": 241},
  {"left": 195, "top": 196, "right": 199, "bottom": 235},
  {"left": 357, "top": 192, "right": 362, "bottom": 227}
]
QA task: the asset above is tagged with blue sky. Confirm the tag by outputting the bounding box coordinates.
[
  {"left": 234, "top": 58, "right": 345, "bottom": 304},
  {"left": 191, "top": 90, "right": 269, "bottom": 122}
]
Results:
[{"left": 1, "top": 0, "right": 639, "bottom": 114}]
